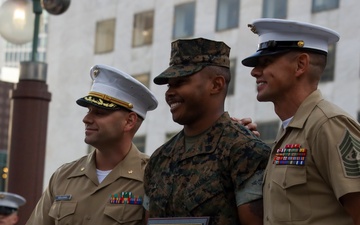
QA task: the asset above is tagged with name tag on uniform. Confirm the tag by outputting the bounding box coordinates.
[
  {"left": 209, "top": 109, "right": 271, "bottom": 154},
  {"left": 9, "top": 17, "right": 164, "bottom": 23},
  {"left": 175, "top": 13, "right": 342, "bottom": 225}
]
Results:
[{"left": 55, "top": 195, "right": 72, "bottom": 201}]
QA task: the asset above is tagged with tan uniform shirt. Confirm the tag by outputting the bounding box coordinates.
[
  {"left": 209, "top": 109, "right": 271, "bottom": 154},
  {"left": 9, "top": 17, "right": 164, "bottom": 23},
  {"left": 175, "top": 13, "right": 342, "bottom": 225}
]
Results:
[
  {"left": 264, "top": 90, "right": 360, "bottom": 225},
  {"left": 26, "top": 145, "right": 148, "bottom": 225}
]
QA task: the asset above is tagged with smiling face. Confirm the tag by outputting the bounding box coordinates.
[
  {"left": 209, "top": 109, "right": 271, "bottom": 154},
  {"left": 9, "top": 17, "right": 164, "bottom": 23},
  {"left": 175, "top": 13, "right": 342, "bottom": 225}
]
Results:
[
  {"left": 250, "top": 52, "right": 298, "bottom": 104},
  {"left": 82, "top": 106, "right": 130, "bottom": 149},
  {"left": 165, "top": 71, "right": 213, "bottom": 126}
]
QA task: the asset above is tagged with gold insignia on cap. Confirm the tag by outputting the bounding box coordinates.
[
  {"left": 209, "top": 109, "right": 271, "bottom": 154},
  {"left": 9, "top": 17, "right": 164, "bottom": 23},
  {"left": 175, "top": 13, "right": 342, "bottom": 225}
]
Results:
[
  {"left": 128, "top": 170, "right": 133, "bottom": 174},
  {"left": 81, "top": 167, "right": 85, "bottom": 171},
  {"left": 297, "top": 40, "right": 305, "bottom": 48},
  {"left": 89, "top": 91, "right": 133, "bottom": 109},
  {"left": 248, "top": 24, "right": 257, "bottom": 34},
  {"left": 93, "top": 68, "right": 100, "bottom": 77}
]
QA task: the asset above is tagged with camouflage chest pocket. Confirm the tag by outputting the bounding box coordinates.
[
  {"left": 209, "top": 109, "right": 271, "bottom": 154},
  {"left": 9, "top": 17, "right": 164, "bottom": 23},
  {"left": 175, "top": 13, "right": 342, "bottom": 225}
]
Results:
[
  {"left": 48, "top": 201, "right": 77, "bottom": 224},
  {"left": 181, "top": 174, "right": 224, "bottom": 213},
  {"left": 271, "top": 165, "right": 311, "bottom": 221}
]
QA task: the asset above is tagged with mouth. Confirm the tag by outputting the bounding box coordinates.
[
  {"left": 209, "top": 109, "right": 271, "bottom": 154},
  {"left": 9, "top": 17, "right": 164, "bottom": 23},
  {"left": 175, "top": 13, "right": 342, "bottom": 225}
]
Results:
[
  {"left": 169, "top": 102, "right": 181, "bottom": 110},
  {"left": 257, "top": 81, "right": 266, "bottom": 86},
  {"left": 85, "top": 127, "right": 97, "bottom": 135},
  {"left": 256, "top": 81, "right": 267, "bottom": 90}
]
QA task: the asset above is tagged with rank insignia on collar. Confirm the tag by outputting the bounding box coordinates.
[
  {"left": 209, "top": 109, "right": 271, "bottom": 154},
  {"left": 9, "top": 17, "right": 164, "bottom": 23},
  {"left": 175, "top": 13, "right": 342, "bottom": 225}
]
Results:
[
  {"left": 109, "top": 192, "right": 143, "bottom": 205},
  {"left": 273, "top": 144, "right": 307, "bottom": 166}
]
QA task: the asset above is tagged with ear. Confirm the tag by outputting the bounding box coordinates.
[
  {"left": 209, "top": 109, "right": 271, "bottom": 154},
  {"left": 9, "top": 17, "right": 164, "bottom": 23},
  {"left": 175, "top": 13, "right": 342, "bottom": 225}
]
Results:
[
  {"left": 123, "top": 112, "right": 138, "bottom": 131},
  {"left": 210, "top": 75, "right": 225, "bottom": 94},
  {"left": 295, "top": 53, "right": 310, "bottom": 77}
]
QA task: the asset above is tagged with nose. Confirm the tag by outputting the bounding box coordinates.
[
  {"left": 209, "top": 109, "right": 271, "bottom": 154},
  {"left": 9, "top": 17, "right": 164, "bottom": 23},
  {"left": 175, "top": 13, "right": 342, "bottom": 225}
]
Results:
[
  {"left": 165, "top": 86, "right": 175, "bottom": 99},
  {"left": 82, "top": 112, "right": 93, "bottom": 124},
  {"left": 251, "top": 66, "right": 262, "bottom": 78}
]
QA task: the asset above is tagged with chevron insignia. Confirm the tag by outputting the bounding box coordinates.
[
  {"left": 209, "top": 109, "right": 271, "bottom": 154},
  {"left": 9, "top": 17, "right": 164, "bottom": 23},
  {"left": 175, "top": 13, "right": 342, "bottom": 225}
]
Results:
[{"left": 338, "top": 129, "right": 360, "bottom": 177}]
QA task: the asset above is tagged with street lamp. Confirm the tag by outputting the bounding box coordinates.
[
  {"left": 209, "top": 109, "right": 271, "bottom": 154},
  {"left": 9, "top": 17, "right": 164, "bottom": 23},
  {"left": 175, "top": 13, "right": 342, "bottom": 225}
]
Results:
[{"left": 0, "top": 0, "right": 70, "bottom": 224}]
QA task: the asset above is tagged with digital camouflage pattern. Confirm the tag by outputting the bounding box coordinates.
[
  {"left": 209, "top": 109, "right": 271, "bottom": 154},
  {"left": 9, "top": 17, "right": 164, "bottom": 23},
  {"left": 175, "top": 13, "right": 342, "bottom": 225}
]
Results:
[
  {"left": 154, "top": 38, "right": 230, "bottom": 85},
  {"left": 144, "top": 113, "right": 271, "bottom": 225}
]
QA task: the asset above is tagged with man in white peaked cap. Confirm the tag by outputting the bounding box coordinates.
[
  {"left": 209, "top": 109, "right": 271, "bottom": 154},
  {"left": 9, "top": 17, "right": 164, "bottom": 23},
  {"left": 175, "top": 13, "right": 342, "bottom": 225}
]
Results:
[
  {"left": 0, "top": 192, "right": 26, "bottom": 225},
  {"left": 242, "top": 18, "right": 360, "bottom": 225},
  {"left": 26, "top": 64, "right": 158, "bottom": 225}
]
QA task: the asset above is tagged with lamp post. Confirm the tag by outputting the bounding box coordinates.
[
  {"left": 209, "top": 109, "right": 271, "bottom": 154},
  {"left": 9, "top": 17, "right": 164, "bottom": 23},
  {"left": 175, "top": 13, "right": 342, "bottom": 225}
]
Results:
[{"left": 0, "top": 0, "right": 70, "bottom": 223}]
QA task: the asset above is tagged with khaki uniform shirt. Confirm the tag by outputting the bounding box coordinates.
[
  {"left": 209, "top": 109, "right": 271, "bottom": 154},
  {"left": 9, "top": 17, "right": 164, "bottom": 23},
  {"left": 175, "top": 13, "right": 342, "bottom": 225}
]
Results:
[
  {"left": 264, "top": 90, "right": 360, "bottom": 225},
  {"left": 144, "top": 112, "right": 270, "bottom": 225},
  {"left": 26, "top": 145, "right": 149, "bottom": 225}
]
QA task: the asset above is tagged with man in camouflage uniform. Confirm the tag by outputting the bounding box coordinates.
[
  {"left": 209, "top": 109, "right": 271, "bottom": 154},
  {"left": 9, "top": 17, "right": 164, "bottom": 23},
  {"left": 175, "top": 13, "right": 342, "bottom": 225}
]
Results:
[{"left": 143, "top": 38, "right": 270, "bottom": 225}]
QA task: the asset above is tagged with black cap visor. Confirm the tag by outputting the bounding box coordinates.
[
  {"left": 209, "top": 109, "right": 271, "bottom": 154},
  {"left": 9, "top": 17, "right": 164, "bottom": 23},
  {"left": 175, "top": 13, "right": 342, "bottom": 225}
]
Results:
[
  {"left": 241, "top": 49, "right": 291, "bottom": 67},
  {"left": 76, "top": 96, "right": 122, "bottom": 110},
  {"left": 0, "top": 206, "right": 17, "bottom": 216}
]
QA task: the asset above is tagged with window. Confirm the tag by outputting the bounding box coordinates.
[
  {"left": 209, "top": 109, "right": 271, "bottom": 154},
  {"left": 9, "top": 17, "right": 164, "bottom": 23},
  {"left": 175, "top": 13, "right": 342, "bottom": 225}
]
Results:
[
  {"left": 228, "top": 58, "right": 236, "bottom": 95},
  {"left": 132, "top": 10, "right": 154, "bottom": 47},
  {"left": 94, "top": 18, "right": 116, "bottom": 54},
  {"left": 133, "top": 73, "right": 150, "bottom": 88},
  {"left": 320, "top": 43, "right": 336, "bottom": 82},
  {"left": 216, "top": 0, "right": 239, "bottom": 31},
  {"left": 173, "top": 2, "right": 195, "bottom": 39},
  {"left": 262, "top": 0, "right": 287, "bottom": 19},
  {"left": 133, "top": 136, "right": 146, "bottom": 153},
  {"left": 312, "top": 0, "right": 339, "bottom": 13},
  {"left": 257, "top": 120, "right": 279, "bottom": 146}
]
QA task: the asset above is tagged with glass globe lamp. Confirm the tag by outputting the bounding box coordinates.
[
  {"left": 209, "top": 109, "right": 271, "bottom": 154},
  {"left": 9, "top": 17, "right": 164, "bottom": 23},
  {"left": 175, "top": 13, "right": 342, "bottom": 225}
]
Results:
[{"left": 0, "top": 0, "right": 34, "bottom": 45}]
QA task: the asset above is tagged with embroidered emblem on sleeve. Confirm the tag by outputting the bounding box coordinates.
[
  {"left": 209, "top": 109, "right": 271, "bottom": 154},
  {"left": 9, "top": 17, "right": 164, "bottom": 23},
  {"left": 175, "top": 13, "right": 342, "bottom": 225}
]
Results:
[{"left": 338, "top": 129, "right": 360, "bottom": 178}]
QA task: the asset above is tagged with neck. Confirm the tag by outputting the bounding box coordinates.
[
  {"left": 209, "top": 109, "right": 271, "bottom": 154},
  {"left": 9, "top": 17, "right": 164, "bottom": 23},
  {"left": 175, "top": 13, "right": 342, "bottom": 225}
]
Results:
[
  {"left": 273, "top": 89, "right": 315, "bottom": 121},
  {"left": 95, "top": 142, "right": 132, "bottom": 170},
  {"left": 184, "top": 110, "right": 223, "bottom": 136}
]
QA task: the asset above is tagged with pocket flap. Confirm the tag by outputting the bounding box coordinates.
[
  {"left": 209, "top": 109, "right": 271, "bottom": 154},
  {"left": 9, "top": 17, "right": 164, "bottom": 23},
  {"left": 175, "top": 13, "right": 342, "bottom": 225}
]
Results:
[
  {"left": 272, "top": 166, "right": 307, "bottom": 189},
  {"left": 49, "top": 201, "right": 77, "bottom": 220}
]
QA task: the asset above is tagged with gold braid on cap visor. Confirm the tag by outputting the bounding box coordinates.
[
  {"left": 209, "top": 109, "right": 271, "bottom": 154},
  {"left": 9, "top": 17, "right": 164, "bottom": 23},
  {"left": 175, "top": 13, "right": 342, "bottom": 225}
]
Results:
[{"left": 87, "top": 91, "right": 133, "bottom": 109}]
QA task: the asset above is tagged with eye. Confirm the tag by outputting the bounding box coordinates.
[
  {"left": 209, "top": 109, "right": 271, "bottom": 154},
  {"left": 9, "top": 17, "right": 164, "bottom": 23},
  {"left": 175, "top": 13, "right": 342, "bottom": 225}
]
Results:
[
  {"left": 258, "top": 57, "right": 274, "bottom": 67},
  {"left": 87, "top": 107, "right": 109, "bottom": 116},
  {"left": 168, "top": 78, "right": 187, "bottom": 88}
]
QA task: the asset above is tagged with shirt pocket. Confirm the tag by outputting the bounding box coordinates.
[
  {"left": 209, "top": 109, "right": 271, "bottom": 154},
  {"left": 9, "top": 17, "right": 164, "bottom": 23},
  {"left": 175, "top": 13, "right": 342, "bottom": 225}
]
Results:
[
  {"left": 271, "top": 166, "right": 311, "bottom": 222},
  {"left": 48, "top": 201, "right": 77, "bottom": 224},
  {"left": 104, "top": 203, "right": 143, "bottom": 224}
]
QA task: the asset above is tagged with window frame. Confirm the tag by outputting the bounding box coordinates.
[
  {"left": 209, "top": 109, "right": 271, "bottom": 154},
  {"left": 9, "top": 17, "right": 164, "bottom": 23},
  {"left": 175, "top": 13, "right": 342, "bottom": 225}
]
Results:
[
  {"left": 320, "top": 43, "right": 336, "bottom": 83},
  {"left": 262, "top": 0, "right": 287, "bottom": 19},
  {"left": 172, "top": 2, "right": 196, "bottom": 39},
  {"left": 94, "top": 18, "right": 116, "bottom": 54},
  {"left": 215, "top": 0, "right": 240, "bottom": 31},
  {"left": 132, "top": 10, "right": 154, "bottom": 47},
  {"left": 312, "top": 0, "right": 339, "bottom": 13}
]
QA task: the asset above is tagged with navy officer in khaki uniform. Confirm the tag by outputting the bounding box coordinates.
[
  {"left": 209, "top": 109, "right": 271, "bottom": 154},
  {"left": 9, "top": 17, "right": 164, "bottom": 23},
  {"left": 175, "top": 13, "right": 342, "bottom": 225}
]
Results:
[
  {"left": 26, "top": 64, "right": 158, "bottom": 225},
  {"left": 0, "top": 192, "right": 25, "bottom": 225},
  {"left": 242, "top": 18, "right": 360, "bottom": 225}
]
